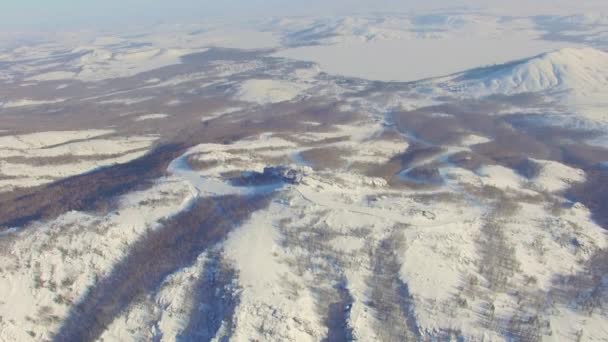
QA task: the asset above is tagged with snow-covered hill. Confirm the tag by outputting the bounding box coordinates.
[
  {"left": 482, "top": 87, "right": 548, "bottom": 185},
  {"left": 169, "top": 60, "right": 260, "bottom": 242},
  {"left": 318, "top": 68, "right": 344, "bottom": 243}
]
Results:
[
  {"left": 282, "top": 16, "right": 407, "bottom": 45},
  {"left": 457, "top": 47, "right": 608, "bottom": 94},
  {"left": 277, "top": 14, "right": 517, "bottom": 46},
  {"left": 441, "top": 47, "right": 608, "bottom": 122}
]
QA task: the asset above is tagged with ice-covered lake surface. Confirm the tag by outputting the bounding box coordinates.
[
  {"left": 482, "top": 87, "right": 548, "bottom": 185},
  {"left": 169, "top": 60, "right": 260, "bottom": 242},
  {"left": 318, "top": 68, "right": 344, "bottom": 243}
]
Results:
[
  {"left": 1, "top": 8, "right": 608, "bottom": 342},
  {"left": 275, "top": 36, "right": 575, "bottom": 82}
]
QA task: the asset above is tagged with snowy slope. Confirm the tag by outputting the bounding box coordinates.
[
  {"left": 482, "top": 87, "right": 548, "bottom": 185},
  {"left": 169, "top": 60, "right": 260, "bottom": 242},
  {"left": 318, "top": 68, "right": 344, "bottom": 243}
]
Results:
[
  {"left": 444, "top": 47, "right": 608, "bottom": 122},
  {"left": 459, "top": 47, "right": 608, "bottom": 95}
]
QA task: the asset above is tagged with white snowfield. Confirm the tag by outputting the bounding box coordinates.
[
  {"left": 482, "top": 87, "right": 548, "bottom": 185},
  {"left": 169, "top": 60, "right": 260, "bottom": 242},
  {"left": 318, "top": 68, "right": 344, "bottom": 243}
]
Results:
[
  {"left": 72, "top": 46, "right": 194, "bottom": 82},
  {"left": 99, "top": 97, "right": 154, "bottom": 106},
  {"left": 236, "top": 79, "right": 312, "bottom": 104},
  {"left": 133, "top": 113, "right": 169, "bottom": 121},
  {"left": 1, "top": 98, "right": 67, "bottom": 109},
  {"left": 0, "top": 130, "right": 157, "bottom": 191},
  {"left": 25, "top": 71, "right": 77, "bottom": 82},
  {"left": 529, "top": 159, "right": 586, "bottom": 193}
]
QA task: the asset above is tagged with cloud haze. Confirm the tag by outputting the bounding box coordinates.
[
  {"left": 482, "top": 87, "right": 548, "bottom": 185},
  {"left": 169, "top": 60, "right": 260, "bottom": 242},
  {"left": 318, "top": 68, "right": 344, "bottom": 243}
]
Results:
[{"left": 0, "top": 0, "right": 606, "bottom": 29}]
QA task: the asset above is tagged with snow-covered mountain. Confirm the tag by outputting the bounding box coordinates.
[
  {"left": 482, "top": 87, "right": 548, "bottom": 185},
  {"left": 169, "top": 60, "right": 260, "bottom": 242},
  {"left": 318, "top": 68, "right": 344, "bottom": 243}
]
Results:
[
  {"left": 280, "top": 16, "right": 407, "bottom": 46},
  {"left": 457, "top": 47, "right": 608, "bottom": 95},
  {"left": 438, "top": 47, "right": 608, "bottom": 122}
]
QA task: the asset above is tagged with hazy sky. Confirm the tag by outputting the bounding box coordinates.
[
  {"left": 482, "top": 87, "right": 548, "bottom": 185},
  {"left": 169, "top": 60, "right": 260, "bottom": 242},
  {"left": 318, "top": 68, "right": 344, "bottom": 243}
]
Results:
[{"left": 1, "top": 0, "right": 606, "bottom": 30}]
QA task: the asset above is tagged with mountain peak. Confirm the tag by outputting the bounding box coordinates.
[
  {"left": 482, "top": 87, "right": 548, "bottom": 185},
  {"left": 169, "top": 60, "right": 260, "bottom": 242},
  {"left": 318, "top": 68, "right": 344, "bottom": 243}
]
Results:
[{"left": 460, "top": 47, "right": 608, "bottom": 95}]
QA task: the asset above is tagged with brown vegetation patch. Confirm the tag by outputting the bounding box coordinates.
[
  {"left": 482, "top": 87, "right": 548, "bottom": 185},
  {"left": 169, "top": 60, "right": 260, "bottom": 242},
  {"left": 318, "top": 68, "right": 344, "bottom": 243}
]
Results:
[
  {"left": 306, "top": 136, "right": 352, "bottom": 147},
  {"left": 299, "top": 147, "right": 353, "bottom": 171},
  {"left": 403, "top": 165, "right": 444, "bottom": 185},
  {"left": 179, "top": 250, "right": 241, "bottom": 341},
  {"left": 549, "top": 248, "right": 608, "bottom": 315},
  {"left": 185, "top": 153, "right": 238, "bottom": 172},
  {"left": 408, "top": 191, "right": 464, "bottom": 205},
  {"left": 392, "top": 109, "right": 464, "bottom": 145},
  {"left": 367, "top": 231, "right": 421, "bottom": 340},
  {"left": 0, "top": 143, "right": 186, "bottom": 229},
  {"left": 398, "top": 144, "right": 444, "bottom": 169},
  {"left": 448, "top": 151, "right": 495, "bottom": 171},
  {"left": 351, "top": 153, "right": 405, "bottom": 186},
  {"left": 1, "top": 148, "right": 149, "bottom": 166},
  {"left": 561, "top": 144, "right": 608, "bottom": 169},
  {"left": 472, "top": 132, "right": 556, "bottom": 163},
  {"left": 375, "top": 127, "right": 405, "bottom": 142}
]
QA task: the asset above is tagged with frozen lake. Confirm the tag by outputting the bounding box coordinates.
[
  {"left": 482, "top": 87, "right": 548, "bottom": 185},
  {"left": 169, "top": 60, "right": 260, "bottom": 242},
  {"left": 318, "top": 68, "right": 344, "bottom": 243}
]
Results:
[{"left": 275, "top": 35, "right": 577, "bottom": 82}]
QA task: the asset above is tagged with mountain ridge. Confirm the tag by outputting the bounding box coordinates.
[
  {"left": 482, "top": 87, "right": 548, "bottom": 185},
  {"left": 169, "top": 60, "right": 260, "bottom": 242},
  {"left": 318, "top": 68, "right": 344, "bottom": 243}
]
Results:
[{"left": 454, "top": 47, "right": 608, "bottom": 95}]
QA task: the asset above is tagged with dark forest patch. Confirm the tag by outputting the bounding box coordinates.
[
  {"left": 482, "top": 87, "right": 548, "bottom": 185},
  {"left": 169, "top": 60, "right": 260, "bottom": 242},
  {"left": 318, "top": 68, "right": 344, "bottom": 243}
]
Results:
[
  {"left": 53, "top": 194, "right": 272, "bottom": 342},
  {"left": 178, "top": 251, "right": 241, "bottom": 342},
  {"left": 0, "top": 143, "right": 187, "bottom": 230},
  {"left": 568, "top": 166, "right": 608, "bottom": 229},
  {"left": 299, "top": 147, "right": 352, "bottom": 171}
]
